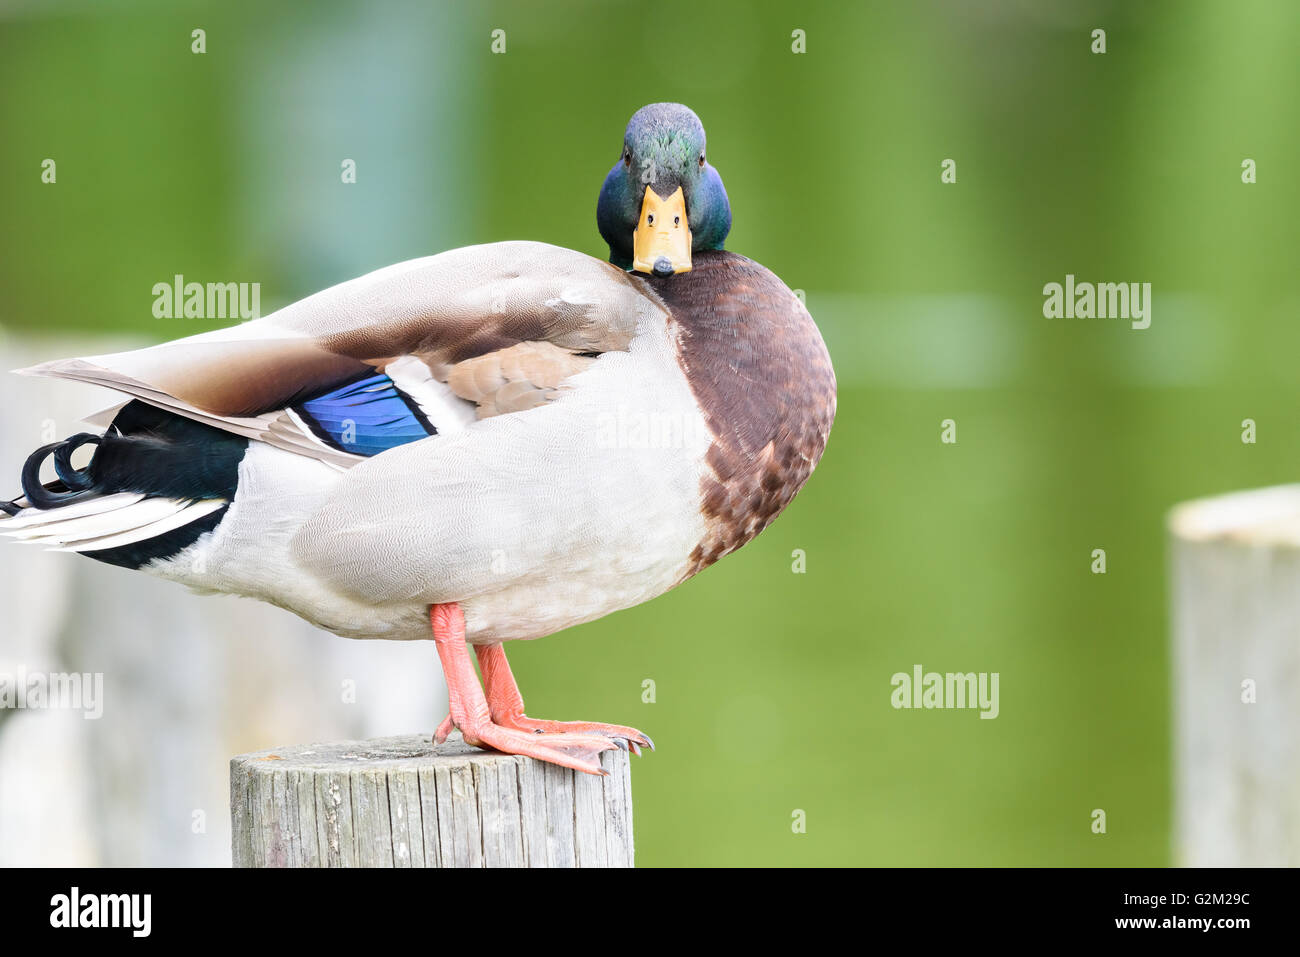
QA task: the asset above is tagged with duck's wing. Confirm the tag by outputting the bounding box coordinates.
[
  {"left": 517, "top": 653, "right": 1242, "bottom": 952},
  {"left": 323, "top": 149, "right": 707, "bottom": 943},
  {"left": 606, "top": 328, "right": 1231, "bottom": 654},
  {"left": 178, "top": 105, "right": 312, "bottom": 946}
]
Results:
[{"left": 19, "top": 242, "right": 661, "bottom": 468}]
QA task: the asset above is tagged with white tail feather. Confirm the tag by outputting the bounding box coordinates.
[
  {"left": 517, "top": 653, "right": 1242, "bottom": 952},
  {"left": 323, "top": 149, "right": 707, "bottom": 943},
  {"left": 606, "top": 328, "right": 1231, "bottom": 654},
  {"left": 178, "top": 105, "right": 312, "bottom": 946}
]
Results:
[
  {"left": 4, "top": 496, "right": 203, "bottom": 545},
  {"left": 49, "top": 499, "right": 226, "bottom": 553},
  {"left": 0, "top": 492, "right": 146, "bottom": 530}
]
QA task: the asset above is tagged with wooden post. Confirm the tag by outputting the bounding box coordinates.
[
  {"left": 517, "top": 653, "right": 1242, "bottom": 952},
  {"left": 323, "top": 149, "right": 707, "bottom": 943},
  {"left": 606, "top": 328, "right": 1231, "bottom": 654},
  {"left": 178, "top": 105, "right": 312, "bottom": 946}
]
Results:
[
  {"left": 1169, "top": 485, "right": 1300, "bottom": 866},
  {"left": 230, "top": 732, "right": 633, "bottom": 867}
]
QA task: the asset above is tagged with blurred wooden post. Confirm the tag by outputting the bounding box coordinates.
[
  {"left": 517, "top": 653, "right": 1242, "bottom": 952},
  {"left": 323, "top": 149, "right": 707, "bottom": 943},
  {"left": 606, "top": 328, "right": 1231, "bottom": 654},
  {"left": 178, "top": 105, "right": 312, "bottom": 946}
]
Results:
[
  {"left": 230, "top": 732, "right": 633, "bottom": 867},
  {"left": 1169, "top": 485, "right": 1300, "bottom": 866}
]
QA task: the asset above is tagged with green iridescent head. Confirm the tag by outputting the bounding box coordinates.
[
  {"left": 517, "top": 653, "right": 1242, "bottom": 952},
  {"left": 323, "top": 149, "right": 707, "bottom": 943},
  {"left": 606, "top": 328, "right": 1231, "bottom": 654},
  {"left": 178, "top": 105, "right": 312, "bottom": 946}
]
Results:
[{"left": 597, "top": 103, "right": 732, "bottom": 276}]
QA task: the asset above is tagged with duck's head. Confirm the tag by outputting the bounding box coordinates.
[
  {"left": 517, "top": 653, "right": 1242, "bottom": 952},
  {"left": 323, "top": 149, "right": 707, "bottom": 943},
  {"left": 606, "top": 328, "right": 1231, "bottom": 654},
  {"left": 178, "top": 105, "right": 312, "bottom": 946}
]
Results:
[{"left": 597, "top": 103, "right": 732, "bottom": 277}]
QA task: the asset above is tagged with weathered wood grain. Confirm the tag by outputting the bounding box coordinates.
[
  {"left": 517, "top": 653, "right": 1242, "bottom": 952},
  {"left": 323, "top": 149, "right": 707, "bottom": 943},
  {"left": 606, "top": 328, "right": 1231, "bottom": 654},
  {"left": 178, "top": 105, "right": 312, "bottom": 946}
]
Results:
[
  {"left": 1169, "top": 486, "right": 1300, "bottom": 866},
  {"left": 230, "top": 733, "right": 633, "bottom": 867}
]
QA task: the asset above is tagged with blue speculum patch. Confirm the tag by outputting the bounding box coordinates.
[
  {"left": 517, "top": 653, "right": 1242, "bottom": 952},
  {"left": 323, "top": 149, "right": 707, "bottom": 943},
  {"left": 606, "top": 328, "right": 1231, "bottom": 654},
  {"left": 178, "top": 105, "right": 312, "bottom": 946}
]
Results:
[{"left": 296, "top": 373, "right": 435, "bottom": 455}]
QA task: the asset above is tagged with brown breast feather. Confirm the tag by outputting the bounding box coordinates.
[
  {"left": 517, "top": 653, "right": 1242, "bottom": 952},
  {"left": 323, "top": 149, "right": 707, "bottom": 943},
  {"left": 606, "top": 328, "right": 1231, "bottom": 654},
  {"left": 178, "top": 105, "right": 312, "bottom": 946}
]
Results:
[{"left": 650, "top": 251, "right": 837, "bottom": 580}]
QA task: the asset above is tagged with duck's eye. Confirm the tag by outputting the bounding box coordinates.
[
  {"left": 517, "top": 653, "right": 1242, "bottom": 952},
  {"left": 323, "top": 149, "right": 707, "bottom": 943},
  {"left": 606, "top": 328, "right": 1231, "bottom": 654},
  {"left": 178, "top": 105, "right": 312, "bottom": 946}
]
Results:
[
  {"left": 699, "top": 153, "right": 706, "bottom": 168},
  {"left": 647, "top": 213, "right": 655, "bottom": 226},
  {"left": 674, "top": 215, "right": 680, "bottom": 226}
]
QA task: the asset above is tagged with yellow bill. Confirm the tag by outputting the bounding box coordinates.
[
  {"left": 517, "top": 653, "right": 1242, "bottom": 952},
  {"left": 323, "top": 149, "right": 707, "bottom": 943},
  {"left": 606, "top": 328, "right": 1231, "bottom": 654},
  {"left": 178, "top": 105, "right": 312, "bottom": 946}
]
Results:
[{"left": 632, "top": 186, "right": 692, "bottom": 276}]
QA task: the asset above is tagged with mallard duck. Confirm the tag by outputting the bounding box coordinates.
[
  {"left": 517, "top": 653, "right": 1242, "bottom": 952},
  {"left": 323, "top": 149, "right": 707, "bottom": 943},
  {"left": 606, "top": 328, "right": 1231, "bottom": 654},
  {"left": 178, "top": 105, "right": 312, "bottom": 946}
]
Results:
[{"left": 1, "top": 103, "right": 836, "bottom": 775}]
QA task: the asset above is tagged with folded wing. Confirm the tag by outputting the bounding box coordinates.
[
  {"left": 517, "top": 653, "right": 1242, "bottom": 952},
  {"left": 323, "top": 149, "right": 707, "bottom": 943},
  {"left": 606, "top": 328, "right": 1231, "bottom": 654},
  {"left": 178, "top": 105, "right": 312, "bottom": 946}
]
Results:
[{"left": 19, "top": 242, "right": 657, "bottom": 467}]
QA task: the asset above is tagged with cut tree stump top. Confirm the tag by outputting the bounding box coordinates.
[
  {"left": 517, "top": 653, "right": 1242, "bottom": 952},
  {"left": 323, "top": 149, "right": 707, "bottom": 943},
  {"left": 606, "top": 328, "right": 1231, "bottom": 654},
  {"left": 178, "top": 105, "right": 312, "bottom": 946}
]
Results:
[
  {"left": 1168, "top": 483, "right": 1300, "bottom": 546},
  {"left": 230, "top": 733, "right": 633, "bottom": 868}
]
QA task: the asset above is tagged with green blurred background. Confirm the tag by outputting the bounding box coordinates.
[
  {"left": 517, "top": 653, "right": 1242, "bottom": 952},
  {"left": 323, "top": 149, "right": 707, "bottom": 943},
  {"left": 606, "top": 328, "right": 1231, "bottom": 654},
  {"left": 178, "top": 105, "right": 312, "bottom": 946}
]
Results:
[{"left": 3, "top": 0, "right": 1298, "bottom": 866}]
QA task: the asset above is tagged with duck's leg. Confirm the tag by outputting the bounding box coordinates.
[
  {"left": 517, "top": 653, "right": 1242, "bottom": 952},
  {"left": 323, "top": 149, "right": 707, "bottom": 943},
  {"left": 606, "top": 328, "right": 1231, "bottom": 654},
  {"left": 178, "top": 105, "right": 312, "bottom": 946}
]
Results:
[
  {"left": 432, "top": 625, "right": 654, "bottom": 754},
  {"left": 470, "top": 641, "right": 654, "bottom": 754},
  {"left": 429, "top": 603, "right": 619, "bottom": 776}
]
